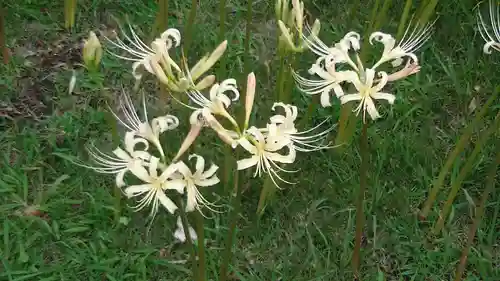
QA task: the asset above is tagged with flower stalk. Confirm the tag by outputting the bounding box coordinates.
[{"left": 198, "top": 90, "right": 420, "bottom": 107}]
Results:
[
  {"left": 352, "top": 121, "right": 369, "bottom": 278},
  {"left": 176, "top": 196, "right": 199, "bottom": 280},
  {"left": 64, "top": 0, "right": 77, "bottom": 30},
  {"left": 0, "top": 6, "right": 8, "bottom": 64},
  {"left": 420, "top": 90, "right": 499, "bottom": 219},
  {"left": 218, "top": 168, "right": 243, "bottom": 281},
  {"left": 194, "top": 211, "right": 206, "bottom": 281},
  {"left": 183, "top": 0, "right": 199, "bottom": 55},
  {"left": 433, "top": 112, "right": 500, "bottom": 234},
  {"left": 453, "top": 146, "right": 500, "bottom": 281}
]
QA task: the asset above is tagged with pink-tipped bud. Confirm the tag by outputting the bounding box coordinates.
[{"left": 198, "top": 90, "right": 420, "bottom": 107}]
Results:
[
  {"left": 244, "top": 72, "right": 256, "bottom": 129},
  {"left": 173, "top": 124, "right": 202, "bottom": 162}
]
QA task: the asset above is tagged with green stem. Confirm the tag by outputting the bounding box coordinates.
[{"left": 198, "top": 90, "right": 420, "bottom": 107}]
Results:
[
  {"left": 352, "top": 121, "right": 369, "bottom": 279},
  {"left": 453, "top": 146, "right": 500, "bottom": 281},
  {"left": 183, "top": 0, "right": 198, "bottom": 55},
  {"left": 277, "top": 49, "right": 286, "bottom": 101},
  {"left": 0, "top": 6, "right": 8, "bottom": 64},
  {"left": 420, "top": 90, "right": 499, "bottom": 219},
  {"left": 433, "top": 112, "right": 500, "bottom": 234},
  {"left": 217, "top": 0, "right": 227, "bottom": 77},
  {"left": 257, "top": 175, "right": 275, "bottom": 216},
  {"left": 194, "top": 211, "right": 206, "bottom": 281},
  {"left": 177, "top": 198, "right": 199, "bottom": 280},
  {"left": 218, "top": 169, "right": 243, "bottom": 281},
  {"left": 396, "top": 0, "right": 413, "bottom": 40}
]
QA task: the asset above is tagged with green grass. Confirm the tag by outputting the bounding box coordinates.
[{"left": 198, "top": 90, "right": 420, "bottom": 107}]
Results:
[{"left": 1, "top": 0, "right": 500, "bottom": 280}]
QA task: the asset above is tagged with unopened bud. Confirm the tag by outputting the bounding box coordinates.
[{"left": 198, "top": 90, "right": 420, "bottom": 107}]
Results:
[{"left": 82, "top": 31, "right": 102, "bottom": 71}]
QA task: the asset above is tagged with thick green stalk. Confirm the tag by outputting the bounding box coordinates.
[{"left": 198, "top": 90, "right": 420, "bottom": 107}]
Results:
[
  {"left": 183, "top": 0, "right": 198, "bottom": 55},
  {"left": 64, "top": 0, "right": 77, "bottom": 30},
  {"left": 348, "top": 0, "right": 361, "bottom": 24},
  {"left": 257, "top": 175, "right": 275, "bottom": 216},
  {"left": 373, "top": 0, "right": 393, "bottom": 31},
  {"left": 417, "top": 0, "right": 438, "bottom": 27},
  {"left": 177, "top": 198, "right": 199, "bottom": 280},
  {"left": 155, "top": 0, "right": 169, "bottom": 34},
  {"left": 0, "top": 6, "right": 8, "bottom": 64},
  {"left": 420, "top": 90, "right": 499, "bottom": 219},
  {"left": 352, "top": 121, "right": 369, "bottom": 278},
  {"left": 217, "top": 0, "right": 227, "bottom": 77},
  {"left": 218, "top": 169, "right": 243, "bottom": 281},
  {"left": 433, "top": 112, "right": 500, "bottom": 234},
  {"left": 396, "top": 0, "right": 413, "bottom": 40},
  {"left": 453, "top": 146, "right": 500, "bottom": 281},
  {"left": 194, "top": 211, "right": 206, "bottom": 281},
  {"left": 154, "top": 0, "right": 172, "bottom": 109}
]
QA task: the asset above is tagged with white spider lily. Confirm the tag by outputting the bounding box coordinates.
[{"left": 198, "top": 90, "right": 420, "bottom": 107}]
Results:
[
  {"left": 174, "top": 217, "right": 198, "bottom": 243},
  {"left": 237, "top": 127, "right": 296, "bottom": 188},
  {"left": 186, "top": 78, "right": 240, "bottom": 128},
  {"left": 292, "top": 65, "right": 355, "bottom": 107},
  {"left": 303, "top": 30, "right": 362, "bottom": 72},
  {"left": 124, "top": 156, "right": 184, "bottom": 217},
  {"left": 84, "top": 144, "right": 149, "bottom": 188},
  {"left": 477, "top": 0, "right": 500, "bottom": 54},
  {"left": 339, "top": 68, "right": 394, "bottom": 121},
  {"left": 276, "top": 0, "right": 321, "bottom": 52},
  {"left": 111, "top": 92, "right": 179, "bottom": 158},
  {"left": 370, "top": 22, "right": 433, "bottom": 69},
  {"left": 175, "top": 154, "right": 220, "bottom": 213},
  {"left": 266, "top": 103, "right": 335, "bottom": 152},
  {"left": 107, "top": 26, "right": 225, "bottom": 92}
]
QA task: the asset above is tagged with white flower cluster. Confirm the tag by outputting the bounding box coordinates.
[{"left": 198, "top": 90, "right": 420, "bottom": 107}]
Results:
[
  {"left": 184, "top": 73, "right": 334, "bottom": 187},
  {"left": 107, "top": 26, "right": 227, "bottom": 93},
  {"left": 85, "top": 93, "right": 219, "bottom": 219},
  {"left": 294, "top": 23, "right": 433, "bottom": 121}
]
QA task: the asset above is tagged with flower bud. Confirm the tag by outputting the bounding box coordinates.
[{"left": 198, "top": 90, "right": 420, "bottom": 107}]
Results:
[{"left": 82, "top": 31, "right": 102, "bottom": 71}]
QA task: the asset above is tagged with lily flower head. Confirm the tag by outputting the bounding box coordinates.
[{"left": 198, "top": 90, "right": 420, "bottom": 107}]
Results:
[
  {"left": 83, "top": 142, "right": 149, "bottom": 188},
  {"left": 370, "top": 21, "right": 434, "bottom": 69},
  {"left": 110, "top": 92, "right": 179, "bottom": 158},
  {"left": 107, "top": 25, "right": 225, "bottom": 92},
  {"left": 339, "top": 68, "right": 394, "bottom": 122},
  {"left": 276, "top": 0, "right": 321, "bottom": 53},
  {"left": 266, "top": 103, "right": 335, "bottom": 151},
  {"left": 123, "top": 156, "right": 185, "bottom": 218},
  {"left": 237, "top": 127, "right": 296, "bottom": 188},
  {"left": 175, "top": 154, "right": 220, "bottom": 213},
  {"left": 477, "top": 0, "right": 500, "bottom": 54}
]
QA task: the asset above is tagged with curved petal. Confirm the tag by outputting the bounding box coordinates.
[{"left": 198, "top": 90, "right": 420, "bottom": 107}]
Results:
[
  {"left": 237, "top": 156, "right": 260, "bottom": 170},
  {"left": 320, "top": 90, "right": 332, "bottom": 107},
  {"left": 113, "top": 147, "right": 132, "bottom": 161},
  {"left": 195, "top": 176, "right": 220, "bottom": 187},
  {"left": 339, "top": 93, "right": 362, "bottom": 104},
  {"left": 124, "top": 183, "right": 153, "bottom": 198},
  {"left": 189, "top": 154, "right": 206, "bottom": 176},
  {"left": 373, "top": 71, "right": 388, "bottom": 92},
  {"left": 201, "top": 164, "right": 219, "bottom": 178},
  {"left": 266, "top": 148, "right": 296, "bottom": 164},
  {"left": 185, "top": 184, "right": 198, "bottom": 212},
  {"left": 129, "top": 162, "right": 152, "bottom": 183},
  {"left": 371, "top": 92, "right": 395, "bottom": 104},
  {"left": 158, "top": 163, "right": 180, "bottom": 182},
  {"left": 151, "top": 115, "right": 179, "bottom": 136},
  {"left": 365, "top": 98, "right": 381, "bottom": 120},
  {"left": 115, "top": 169, "right": 127, "bottom": 188},
  {"left": 157, "top": 191, "right": 178, "bottom": 214},
  {"left": 364, "top": 68, "right": 376, "bottom": 88},
  {"left": 149, "top": 156, "right": 160, "bottom": 179},
  {"left": 237, "top": 137, "right": 258, "bottom": 155},
  {"left": 160, "top": 28, "right": 181, "bottom": 48},
  {"left": 164, "top": 179, "right": 186, "bottom": 193},
  {"left": 369, "top": 32, "right": 396, "bottom": 57}
]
